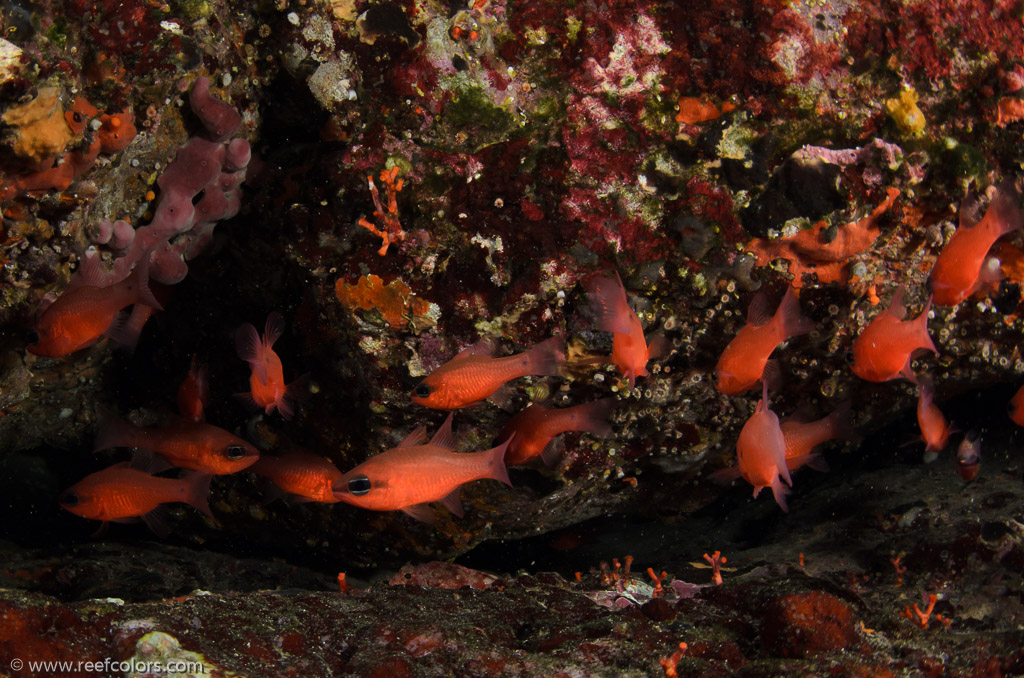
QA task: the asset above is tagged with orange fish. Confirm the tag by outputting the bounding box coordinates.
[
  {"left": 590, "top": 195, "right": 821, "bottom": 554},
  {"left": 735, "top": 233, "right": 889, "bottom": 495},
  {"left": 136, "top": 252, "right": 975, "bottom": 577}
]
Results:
[
  {"left": 929, "top": 182, "right": 1023, "bottom": 306},
  {"left": 715, "top": 288, "right": 815, "bottom": 395},
  {"left": 177, "top": 355, "right": 209, "bottom": 423},
  {"left": 95, "top": 410, "right": 259, "bottom": 475},
  {"left": 1008, "top": 383, "right": 1024, "bottom": 426},
  {"left": 850, "top": 287, "right": 936, "bottom": 383},
  {"left": 780, "top": 401, "right": 851, "bottom": 472},
  {"left": 236, "top": 312, "right": 302, "bottom": 419},
  {"left": 250, "top": 449, "right": 343, "bottom": 503},
  {"left": 735, "top": 384, "right": 792, "bottom": 511},
  {"left": 916, "top": 378, "right": 952, "bottom": 452},
  {"left": 497, "top": 398, "right": 615, "bottom": 466},
  {"left": 28, "top": 263, "right": 162, "bottom": 357},
  {"left": 411, "top": 337, "right": 564, "bottom": 410},
  {"left": 585, "top": 272, "right": 662, "bottom": 389},
  {"left": 332, "top": 413, "right": 512, "bottom": 522},
  {"left": 59, "top": 461, "right": 212, "bottom": 535},
  {"left": 956, "top": 430, "right": 981, "bottom": 481}
]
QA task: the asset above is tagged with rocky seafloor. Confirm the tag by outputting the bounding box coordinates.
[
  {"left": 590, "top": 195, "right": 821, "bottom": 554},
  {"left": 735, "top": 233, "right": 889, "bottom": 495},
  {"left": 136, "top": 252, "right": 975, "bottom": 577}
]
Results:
[{"left": 0, "top": 0, "right": 1023, "bottom": 675}]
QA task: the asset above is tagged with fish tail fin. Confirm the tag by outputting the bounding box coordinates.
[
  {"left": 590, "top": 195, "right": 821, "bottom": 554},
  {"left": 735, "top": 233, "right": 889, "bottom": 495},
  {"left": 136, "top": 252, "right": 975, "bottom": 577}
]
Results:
[
  {"left": 585, "top": 273, "right": 634, "bottom": 335},
  {"left": 827, "top": 400, "right": 855, "bottom": 442},
  {"left": 524, "top": 336, "right": 565, "bottom": 377},
  {"left": 182, "top": 471, "right": 214, "bottom": 519},
  {"left": 93, "top": 406, "right": 138, "bottom": 453},
  {"left": 774, "top": 288, "right": 815, "bottom": 338},
  {"left": 235, "top": 322, "right": 268, "bottom": 384},
  {"left": 126, "top": 260, "right": 163, "bottom": 311},
  {"left": 279, "top": 373, "right": 310, "bottom": 421},
  {"left": 483, "top": 436, "right": 514, "bottom": 488},
  {"left": 107, "top": 303, "right": 156, "bottom": 354},
  {"left": 571, "top": 398, "right": 617, "bottom": 438},
  {"left": 770, "top": 476, "right": 792, "bottom": 512}
]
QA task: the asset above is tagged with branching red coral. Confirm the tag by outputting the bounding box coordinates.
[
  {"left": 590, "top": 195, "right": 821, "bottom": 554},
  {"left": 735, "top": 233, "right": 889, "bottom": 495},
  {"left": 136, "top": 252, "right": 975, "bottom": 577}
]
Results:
[{"left": 358, "top": 166, "right": 405, "bottom": 256}]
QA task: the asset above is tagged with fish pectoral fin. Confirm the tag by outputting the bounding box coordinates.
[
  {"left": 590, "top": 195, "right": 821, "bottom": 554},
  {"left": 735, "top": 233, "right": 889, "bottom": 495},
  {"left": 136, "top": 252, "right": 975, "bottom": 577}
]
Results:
[
  {"left": 486, "top": 384, "right": 514, "bottom": 412},
  {"left": 141, "top": 505, "right": 171, "bottom": 538},
  {"left": 440, "top": 487, "right": 464, "bottom": 517},
  {"left": 540, "top": 438, "right": 565, "bottom": 467},
  {"left": 400, "top": 504, "right": 437, "bottom": 524}
]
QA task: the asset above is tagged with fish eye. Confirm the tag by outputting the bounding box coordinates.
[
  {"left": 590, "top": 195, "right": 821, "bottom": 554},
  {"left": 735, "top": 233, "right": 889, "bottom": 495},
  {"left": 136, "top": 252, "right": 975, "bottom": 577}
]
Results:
[
  {"left": 59, "top": 492, "right": 79, "bottom": 507},
  {"left": 348, "top": 474, "right": 371, "bottom": 496},
  {"left": 225, "top": 445, "right": 246, "bottom": 460},
  {"left": 25, "top": 329, "right": 39, "bottom": 345},
  {"left": 414, "top": 383, "right": 431, "bottom": 398},
  {"left": 844, "top": 350, "right": 855, "bottom": 364}
]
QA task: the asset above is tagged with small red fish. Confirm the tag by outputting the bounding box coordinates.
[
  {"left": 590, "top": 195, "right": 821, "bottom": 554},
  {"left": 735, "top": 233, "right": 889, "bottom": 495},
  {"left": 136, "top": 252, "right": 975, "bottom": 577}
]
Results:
[
  {"left": 916, "top": 378, "right": 952, "bottom": 452},
  {"left": 250, "top": 449, "right": 343, "bottom": 503},
  {"left": 59, "top": 461, "right": 212, "bottom": 534},
  {"left": 780, "top": 401, "right": 851, "bottom": 472},
  {"left": 850, "top": 287, "right": 936, "bottom": 383},
  {"left": 95, "top": 410, "right": 259, "bottom": 475},
  {"left": 497, "top": 398, "right": 615, "bottom": 466},
  {"left": 736, "top": 384, "right": 792, "bottom": 511},
  {"left": 956, "top": 430, "right": 981, "bottom": 481},
  {"left": 236, "top": 312, "right": 303, "bottom": 419},
  {"left": 411, "top": 337, "right": 564, "bottom": 410},
  {"left": 177, "top": 355, "right": 209, "bottom": 423},
  {"left": 929, "top": 182, "right": 1023, "bottom": 306},
  {"left": 332, "top": 413, "right": 512, "bottom": 522},
  {"left": 585, "top": 272, "right": 661, "bottom": 389},
  {"left": 28, "top": 263, "right": 162, "bottom": 357},
  {"left": 715, "top": 288, "right": 815, "bottom": 395},
  {"left": 1008, "top": 383, "right": 1024, "bottom": 426}
]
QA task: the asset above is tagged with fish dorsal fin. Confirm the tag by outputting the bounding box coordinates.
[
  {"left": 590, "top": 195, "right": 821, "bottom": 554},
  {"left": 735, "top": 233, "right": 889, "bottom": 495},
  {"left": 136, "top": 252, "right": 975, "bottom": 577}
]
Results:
[
  {"left": 746, "top": 291, "right": 773, "bottom": 327},
  {"left": 440, "top": 487, "right": 464, "bottom": 517},
  {"left": 264, "top": 312, "right": 285, "bottom": 348},
  {"left": 401, "top": 503, "right": 437, "bottom": 523},
  {"left": 429, "top": 413, "right": 457, "bottom": 450},
  {"left": 885, "top": 286, "right": 908, "bottom": 320},
  {"left": 399, "top": 425, "right": 428, "bottom": 448},
  {"left": 452, "top": 338, "right": 495, "bottom": 362}
]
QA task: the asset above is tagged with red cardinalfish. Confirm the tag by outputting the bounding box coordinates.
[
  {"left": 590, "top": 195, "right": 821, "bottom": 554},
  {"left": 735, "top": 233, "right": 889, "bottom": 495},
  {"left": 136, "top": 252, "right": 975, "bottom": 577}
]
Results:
[
  {"left": 715, "top": 288, "right": 815, "bottom": 396},
  {"left": 236, "top": 312, "right": 303, "bottom": 419},
  {"left": 1008, "top": 384, "right": 1024, "bottom": 426},
  {"left": 59, "top": 461, "right": 212, "bottom": 535},
  {"left": 332, "top": 413, "right": 512, "bottom": 523},
  {"left": 177, "top": 355, "right": 209, "bottom": 423},
  {"left": 916, "top": 377, "right": 952, "bottom": 452},
  {"left": 735, "top": 383, "right": 792, "bottom": 511},
  {"left": 780, "top": 401, "right": 851, "bottom": 472},
  {"left": 95, "top": 410, "right": 259, "bottom": 475},
  {"left": 411, "top": 337, "right": 564, "bottom": 410},
  {"left": 850, "top": 286, "right": 936, "bottom": 383},
  {"left": 929, "top": 182, "right": 1023, "bottom": 306},
  {"left": 585, "top": 272, "right": 663, "bottom": 389},
  {"left": 497, "top": 398, "right": 615, "bottom": 466},
  {"left": 28, "top": 260, "right": 162, "bottom": 357},
  {"left": 956, "top": 430, "right": 981, "bottom": 481},
  {"left": 250, "top": 449, "right": 343, "bottom": 503}
]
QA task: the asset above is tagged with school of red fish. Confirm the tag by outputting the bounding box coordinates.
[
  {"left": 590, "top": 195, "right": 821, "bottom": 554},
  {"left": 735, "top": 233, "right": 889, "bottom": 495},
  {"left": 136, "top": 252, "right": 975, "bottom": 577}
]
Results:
[{"left": 47, "top": 181, "right": 1024, "bottom": 531}]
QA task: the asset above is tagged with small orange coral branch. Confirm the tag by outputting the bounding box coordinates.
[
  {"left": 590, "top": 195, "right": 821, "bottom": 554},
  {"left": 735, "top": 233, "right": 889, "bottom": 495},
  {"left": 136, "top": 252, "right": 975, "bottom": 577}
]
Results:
[
  {"left": 358, "top": 166, "right": 405, "bottom": 256},
  {"left": 703, "top": 550, "right": 727, "bottom": 586},
  {"left": 659, "top": 642, "right": 688, "bottom": 677},
  {"left": 900, "top": 592, "right": 952, "bottom": 629}
]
